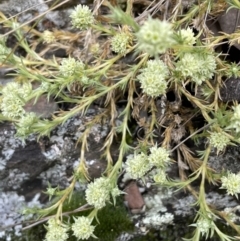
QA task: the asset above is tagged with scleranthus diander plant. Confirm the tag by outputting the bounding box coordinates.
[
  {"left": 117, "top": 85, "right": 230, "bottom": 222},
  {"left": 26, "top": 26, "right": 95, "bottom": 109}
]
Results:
[{"left": 1, "top": 1, "right": 240, "bottom": 241}]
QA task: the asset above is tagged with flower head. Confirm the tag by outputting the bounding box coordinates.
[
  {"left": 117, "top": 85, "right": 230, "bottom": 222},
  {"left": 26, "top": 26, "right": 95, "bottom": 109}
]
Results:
[
  {"left": 153, "top": 169, "right": 167, "bottom": 184},
  {"left": 111, "top": 32, "right": 131, "bottom": 55},
  {"left": 71, "top": 216, "right": 95, "bottom": 240},
  {"left": 40, "top": 81, "right": 51, "bottom": 92},
  {"left": 16, "top": 112, "right": 38, "bottom": 138},
  {"left": 42, "top": 30, "right": 55, "bottom": 43},
  {"left": 196, "top": 218, "right": 214, "bottom": 236},
  {"left": 59, "top": 57, "right": 85, "bottom": 77},
  {"left": 70, "top": 4, "right": 94, "bottom": 30},
  {"left": 18, "top": 82, "right": 32, "bottom": 99},
  {"left": 227, "top": 62, "right": 240, "bottom": 78},
  {"left": 1, "top": 82, "right": 32, "bottom": 119},
  {"left": 221, "top": 172, "right": 240, "bottom": 197},
  {"left": 136, "top": 17, "right": 175, "bottom": 56},
  {"left": 175, "top": 52, "right": 216, "bottom": 85},
  {"left": 2, "top": 82, "right": 32, "bottom": 99},
  {"left": 208, "top": 131, "right": 230, "bottom": 153},
  {"left": 85, "top": 177, "right": 111, "bottom": 209},
  {"left": 178, "top": 27, "right": 196, "bottom": 46},
  {"left": 149, "top": 145, "right": 171, "bottom": 168},
  {"left": 137, "top": 59, "right": 169, "bottom": 97},
  {"left": 125, "top": 152, "right": 151, "bottom": 179},
  {"left": 44, "top": 218, "right": 69, "bottom": 241},
  {"left": 1, "top": 94, "right": 25, "bottom": 118},
  {"left": 229, "top": 104, "right": 240, "bottom": 133}
]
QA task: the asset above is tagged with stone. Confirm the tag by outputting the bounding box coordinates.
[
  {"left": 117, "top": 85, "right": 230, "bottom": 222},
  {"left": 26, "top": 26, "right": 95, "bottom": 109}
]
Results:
[{"left": 218, "top": 8, "right": 240, "bottom": 50}]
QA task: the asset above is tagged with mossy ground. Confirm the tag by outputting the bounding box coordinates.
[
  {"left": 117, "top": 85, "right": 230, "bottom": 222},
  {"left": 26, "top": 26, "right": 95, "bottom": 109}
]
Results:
[{"left": 12, "top": 191, "right": 134, "bottom": 241}]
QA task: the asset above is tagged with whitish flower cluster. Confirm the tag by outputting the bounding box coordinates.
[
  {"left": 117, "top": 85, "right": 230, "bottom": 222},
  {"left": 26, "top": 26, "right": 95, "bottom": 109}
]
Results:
[
  {"left": 111, "top": 32, "right": 130, "bottom": 55},
  {"left": 40, "top": 81, "right": 51, "bottom": 92},
  {"left": 71, "top": 216, "right": 95, "bottom": 240},
  {"left": 149, "top": 145, "right": 171, "bottom": 168},
  {"left": 221, "top": 172, "right": 240, "bottom": 197},
  {"left": 85, "top": 177, "right": 121, "bottom": 209},
  {"left": 153, "top": 169, "right": 167, "bottom": 184},
  {"left": 229, "top": 104, "right": 240, "bottom": 133},
  {"left": 125, "top": 153, "right": 151, "bottom": 179},
  {"left": 125, "top": 146, "right": 171, "bottom": 181},
  {"left": 196, "top": 218, "right": 214, "bottom": 235},
  {"left": 178, "top": 28, "right": 196, "bottom": 46},
  {"left": 2, "top": 82, "right": 32, "bottom": 99},
  {"left": 42, "top": 30, "right": 55, "bottom": 43},
  {"left": 1, "top": 82, "right": 32, "bottom": 119},
  {"left": 136, "top": 17, "right": 175, "bottom": 56},
  {"left": 208, "top": 131, "right": 230, "bottom": 153},
  {"left": 137, "top": 59, "right": 169, "bottom": 97},
  {"left": 70, "top": 4, "right": 94, "bottom": 30},
  {"left": 44, "top": 218, "right": 69, "bottom": 241},
  {"left": 175, "top": 52, "right": 216, "bottom": 85},
  {"left": 228, "top": 62, "right": 240, "bottom": 78},
  {"left": 1, "top": 96, "right": 25, "bottom": 118},
  {"left": 59, "top": 57, "right": 85, "bottom": 77},
  {"left": 16, "top": 112, "right": 37, "bottom": 138}
]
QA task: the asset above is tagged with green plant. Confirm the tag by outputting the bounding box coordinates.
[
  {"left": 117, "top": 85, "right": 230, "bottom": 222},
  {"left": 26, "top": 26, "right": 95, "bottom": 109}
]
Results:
[{"left": 2, "top": 0, "right": 240, "bottom": 241}]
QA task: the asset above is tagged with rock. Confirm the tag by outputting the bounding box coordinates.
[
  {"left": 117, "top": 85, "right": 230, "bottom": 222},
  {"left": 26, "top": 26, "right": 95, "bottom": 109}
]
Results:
[
  {"left": 220, "top": 77, "right": 240, "bottom": 102},
  {"left": 24, "top": 95, "right": 58, "bottom": 118},
  {"left": 124, "top": 181, "right": 145, "bottom": 214},
  {"left": 0, "top": 0, "right": 71, "bottom": 30},
  {"left": 0, "top": 107, "right": 112, "bottom": 239},
  {"left": 218, "top": 8, "right": 240, "bottom": 50}
]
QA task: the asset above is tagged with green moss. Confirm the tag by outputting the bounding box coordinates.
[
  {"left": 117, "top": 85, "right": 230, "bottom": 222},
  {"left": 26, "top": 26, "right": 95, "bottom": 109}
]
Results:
[
  {"left": 65, "top": 192, "right": 134, "bottom": 241},
  {"left": 7, "top": 191, "right": 133, "bottom": 241}
]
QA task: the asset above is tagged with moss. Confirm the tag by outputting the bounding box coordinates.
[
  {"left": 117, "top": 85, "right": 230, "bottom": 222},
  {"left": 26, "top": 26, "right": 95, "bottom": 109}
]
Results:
[
  {"left": 65, "top": 192, "right": 134, "bottom": 241},
  {"left": 6, "top": 191, "right": 133, "bottom": 241}
]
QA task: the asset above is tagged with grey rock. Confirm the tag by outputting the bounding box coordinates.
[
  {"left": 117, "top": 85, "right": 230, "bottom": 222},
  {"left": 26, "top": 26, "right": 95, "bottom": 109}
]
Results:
[
  {"left": 218, "top": 8, "right": 240, "bottom": 49},
  {"left": 0, "top": 107, "right": 112, "bottom": 239},
  {"left": 220, "top": 77, "right": 240, "bottom": 102},
  {"left": 0, "top": 0, "right": 71, "bottom": 30}
]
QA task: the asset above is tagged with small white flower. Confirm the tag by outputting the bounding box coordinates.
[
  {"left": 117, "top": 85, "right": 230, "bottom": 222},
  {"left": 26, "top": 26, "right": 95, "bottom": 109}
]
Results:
[
  {"left": 196, "top": 218, "right": 214, "bottom": 235},
  {"left": 1, "top": 82, "right": 33, "bottom": 119},
  {"left": 137, "top": 59, "right": 169, "bottom": 97},
  {"left": 71, "top": 216, "right": 95, "bottom": 240},
  {"left": 125, "top": 153, "right": 151, "bottom": 179},
  {"left": 111, "top": 32, "right": 130, "bottom": 55},
  {"left": 44, "top": 218, "right": 69, "bottom": 241},
  {"left": 136, "top": 17, "right": 175, "bottom": 56},
  {"left": 149, "top": 145, "right": 171, "bottom": 168},
  {"left": 208, "top": 131, "right": 230, "bottom": 153},
  {"left": 175, "top": 52, "right": 216, "bottom": 85},
  {"left": 40, "top": 82, "right": 51, "bottom": 92},
  {"left": 59, "top": 57, "right": 84, "bottom": 77},
  {"left": 16, "top": 112, "right": 38, "bottom": 138},
  {"left": 178, "top": 27, "right": 196, "bottom": 46},
  {"left": 111, "top": 187, "right": 122, "bottom": 198},
  {"left": 221, "top": 172, "right": 240, "bottom": 197},
  {"left": 85, "top": 177, "right": 111, "bottom": 209},
  {"left": 70, "top": 4, "right": 94, "bottom": 30},
  {"left": 42, "top": 30, "right": 55, "bottom": 43},
  {"left": 1, "top": 95, "right": 25, "bottom": 118},
  {"left": 153, "top": 169, "right": 167, "bottom": 184}
]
